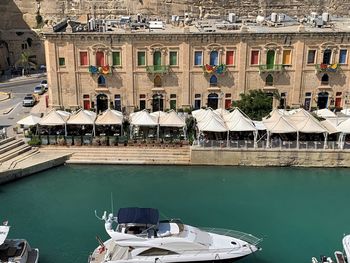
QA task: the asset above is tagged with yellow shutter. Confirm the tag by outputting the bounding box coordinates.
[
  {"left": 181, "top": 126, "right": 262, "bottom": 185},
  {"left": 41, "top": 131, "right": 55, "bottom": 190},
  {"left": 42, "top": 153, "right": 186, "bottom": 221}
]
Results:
[{"left": 283, "top": 50, "right": 291, "bottom": 65}]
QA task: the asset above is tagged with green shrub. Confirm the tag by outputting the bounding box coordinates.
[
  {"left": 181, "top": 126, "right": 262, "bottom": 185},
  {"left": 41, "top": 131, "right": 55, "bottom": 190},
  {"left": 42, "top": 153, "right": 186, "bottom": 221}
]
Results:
[{"left": 28, "top": 136, "right": 41, "bottom": 146}]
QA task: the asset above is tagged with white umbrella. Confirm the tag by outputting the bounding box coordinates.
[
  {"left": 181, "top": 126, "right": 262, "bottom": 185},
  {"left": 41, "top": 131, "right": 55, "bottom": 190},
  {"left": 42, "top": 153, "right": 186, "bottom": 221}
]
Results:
[{"left": 17, "top": 115, "right": 41, "bottom": 126}]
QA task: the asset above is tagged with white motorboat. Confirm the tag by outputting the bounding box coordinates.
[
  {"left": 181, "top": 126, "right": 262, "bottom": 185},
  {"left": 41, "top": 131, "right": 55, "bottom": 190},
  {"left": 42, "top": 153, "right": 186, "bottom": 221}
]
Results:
[
  {"left": 0, "top": 221, "right": 39, "bottom": 263},
  {"left": 88, "top": 207, "right": 262, "bottom": 263},
  {"left": 311, "top": 234, "right": 350, "bottom": 263}
]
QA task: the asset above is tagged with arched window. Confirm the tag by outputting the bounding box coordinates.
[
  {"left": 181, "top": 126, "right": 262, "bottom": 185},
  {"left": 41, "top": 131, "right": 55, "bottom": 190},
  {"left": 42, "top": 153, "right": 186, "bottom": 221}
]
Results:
[
  {"left": 321, "top": 74, "right": 329, "bottom": 85},
  {"left": 98, "top": 75, "right": 106, "bottom": 86},
  {"left": 323, "top": 49, "right": 332, "bottom": 64},
  {"left": 266, "top": 74, "right": 273, "bottom": 86},
  {"left": 209, "top": 75, "right": 218, "bottom": 87},
  {"left": 207, "top": 93, "right": 219, "bottom": 109},
  {"left": 154, "top": 75, "right": 162, "bottom": 87},
  {"left": 210, "top": 51, "right": 218, "bottom": 66}
]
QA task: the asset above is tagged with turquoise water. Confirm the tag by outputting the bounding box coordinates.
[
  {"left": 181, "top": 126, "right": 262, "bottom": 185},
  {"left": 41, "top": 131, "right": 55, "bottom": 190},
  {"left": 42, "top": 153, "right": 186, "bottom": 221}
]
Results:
[{"left": 0, "top": 165, "right": 349, "bottom": 263}]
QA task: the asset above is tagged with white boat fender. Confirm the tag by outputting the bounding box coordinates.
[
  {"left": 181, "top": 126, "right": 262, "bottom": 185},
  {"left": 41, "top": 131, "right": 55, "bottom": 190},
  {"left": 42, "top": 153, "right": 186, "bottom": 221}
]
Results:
[
  {"left": 312, "top": 257, "right": 319, "bottom": 263},
  {"left": 326, "top": 257, "right": 333, "bottom": 263}
]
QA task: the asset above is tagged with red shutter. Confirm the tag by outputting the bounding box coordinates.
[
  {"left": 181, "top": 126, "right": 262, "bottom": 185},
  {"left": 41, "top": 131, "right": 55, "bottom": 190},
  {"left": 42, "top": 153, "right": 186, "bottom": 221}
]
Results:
[
  {"left": 96, "top": 51, "right": 105, "bottom": 66},
  {"left": 226, "top": 51, "right": 234, "bottom": 65},
  {"left": 335, "top": 98, "right": 342, "bottom": 108},
  {"left": 80, "top": 52, "right": 88, "bottom": 66},
  {"left": 251, "top": 51, "right": 259, "bottom": 65}
]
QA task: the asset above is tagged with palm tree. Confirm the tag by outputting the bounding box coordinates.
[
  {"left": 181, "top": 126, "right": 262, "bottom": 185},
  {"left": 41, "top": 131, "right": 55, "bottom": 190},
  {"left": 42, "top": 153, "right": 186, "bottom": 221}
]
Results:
[{"left": 16, "top": 51, "right": 37, "bottom": 76}]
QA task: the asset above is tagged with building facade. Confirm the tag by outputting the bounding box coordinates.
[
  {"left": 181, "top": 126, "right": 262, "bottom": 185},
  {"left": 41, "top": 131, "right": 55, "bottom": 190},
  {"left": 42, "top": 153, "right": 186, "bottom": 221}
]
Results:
[{"left": 43, "top": 26, "right": 350, "bottom": 115}]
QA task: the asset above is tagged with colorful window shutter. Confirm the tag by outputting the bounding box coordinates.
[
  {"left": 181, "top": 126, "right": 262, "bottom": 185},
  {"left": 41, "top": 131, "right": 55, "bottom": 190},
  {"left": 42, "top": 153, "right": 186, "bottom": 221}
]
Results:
[
  {"left": 226, "top": 51, "right": 234, "bottom": 65},
  {"left": 194, "top": 51, "right": 202, "bottom": 65},
  {"left": 210, "top": 51, "right": 218, "bottom": 66},
  {"left": 138, "top": 52, "right": 145, "bottom": 66},
  {"left": 112, "top": 52, "right": 120, "bottom": 66},
  {"left": 251, "top": 51, "right": 259, "bottom": 65},
  {"left": 80, "top": 52, "right": 88, "bottom": 66},
  {"left": 283, "top": 50, "right": 291, "bottom": 65},
  {"left": 339, "top": 50, "right": 347, "bottom": 64},
  {"left": 170, "top": 51, "right": 177, "bottom": 65},
  {"left": 96, "top": 51, "right": 104, "bottom": 66}
]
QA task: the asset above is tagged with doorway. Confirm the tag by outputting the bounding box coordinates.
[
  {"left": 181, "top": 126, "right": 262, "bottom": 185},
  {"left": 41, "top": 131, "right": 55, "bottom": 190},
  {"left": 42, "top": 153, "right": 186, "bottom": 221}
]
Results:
[
  {"left": 266, "top": 50, "right": 275, "bottom": 69},
  {"left": 152, "top": 93, "right": 164, "bottom": 112},
  {"left": 97, "top": 93, "right": 108, "bottom": 113},
  {"left": 317, "top": 92, "right": 329, "bottom": 109},
  {"left": 207, "top": 93, "right": 219, "bottom": 109}
]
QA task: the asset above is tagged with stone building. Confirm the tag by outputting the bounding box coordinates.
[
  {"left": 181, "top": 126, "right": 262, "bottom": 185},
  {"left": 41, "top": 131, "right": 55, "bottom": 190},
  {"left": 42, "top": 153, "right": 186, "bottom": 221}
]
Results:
[{"left": 43, "top": 17, "right": 350, "bottom": 114}]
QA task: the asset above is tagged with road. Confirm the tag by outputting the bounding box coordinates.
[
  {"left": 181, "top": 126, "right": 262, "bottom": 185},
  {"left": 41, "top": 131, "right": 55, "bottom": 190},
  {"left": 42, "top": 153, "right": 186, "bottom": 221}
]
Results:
[{"left": 0, "top": 76, "right": 46, "bottom": 135}]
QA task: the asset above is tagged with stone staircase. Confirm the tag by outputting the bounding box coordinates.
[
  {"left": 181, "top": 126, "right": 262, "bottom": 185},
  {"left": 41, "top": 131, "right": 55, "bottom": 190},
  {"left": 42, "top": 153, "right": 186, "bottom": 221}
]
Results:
[
  {"left": 41, "top": 146, "right": 191, "bottom": 165},
  {"left": 0, "top": 137, "right": 34, "bottom": 168}
]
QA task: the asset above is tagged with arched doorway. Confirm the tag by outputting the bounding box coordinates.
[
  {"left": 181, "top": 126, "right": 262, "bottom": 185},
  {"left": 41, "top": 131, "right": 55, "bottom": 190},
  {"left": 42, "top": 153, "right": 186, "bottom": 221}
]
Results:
[
  {"left": 97, "top": 93, "right": 108, "bottom": 113},
  {"left": 152, "top": 93, "right": 164, "bottom": 112},
  {"left": 207, "top": 93, "right": 219, "bottom": 109},
  {"left": 317, "top": 92, "right": 329, "bottom": 109}
]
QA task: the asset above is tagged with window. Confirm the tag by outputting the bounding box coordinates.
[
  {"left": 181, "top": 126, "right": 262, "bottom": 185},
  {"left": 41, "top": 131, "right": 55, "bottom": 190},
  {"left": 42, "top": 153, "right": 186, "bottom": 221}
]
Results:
[
  {"left": 323, "top": 49, "right": 332, "bottom": 64},
  {"left": 114, "top": 94, "right": 121, "bottom": 111},
  {"left": 209, "top": 75, "right": 218, "bottom": 87},
  {"left": 139, "top": 94, "right": 146, "bottom": 110},
  {"left": 335, "top": 92, "right": 342, "bottom": 108},
  {"left": 250, "top": 50, "right": 259, "bottom": 65},
  {"left": 307, "top": 50, "right": 316, "bottom": 64},
  {"left": 80, "top": 51, "right": 88, "bottom": 66},
  {"left": 265, "top": 74, "right": 273, "bottom": 86},
  {"left": 83, "top": 94, "right": 90, "bottom": 110},
  {"left": 194, "top": 51, "right": 203, "bottom": 66},
  {"left": 282, "top": 50, "right": 292, "bottom": 65},
  {"left": 169, "top": 51, "right": 178, "bottom": 66},
  {"left": 210, "top": 51, "right": 218, "bottom": 66},
  {"left": 280, "top": 92, "right": 286, "bottom": 109},
  {"left": 304, "top": 92, "right": 312, "bottom": 111},
  {"left": 98, "top": 75, "right": 106, "bottom": 87},
  {"left": 137, "top": 51, "right": 146, "bottom": 66},
  {"left": 59, "top": 57, "right": 65, "bottom": 66},
  {"left": 339, "top": 49, "right": 347, "bottom": 64},
  {"left": 170, "top": 94, "right": 177, "bottom": 110},
  {"left": 138, "top": 248, "right": 177, "bottom": 256},
  {"left": 321, "top": 74, "right": 329, "bottom": 86},
  {"left": 194, "top": 94, "right": 201, "bottom": 110},
  {"left": 22, "top": 43, "right": 28, "bottom": 50},
  {"left": 225, "top": 93, "right": 232, "bottom": 109},
  {"left": 153, "top": 51, "right": 161, "bottom": 66},
  {"left": 112, "top": 51, "right": 121, "bottom": 66},
  {"left": 226, "top": 51, "right": 234, "bottom": 65},
  {"left": 96, "top": 51, "right": 105, "bottom": 66}
]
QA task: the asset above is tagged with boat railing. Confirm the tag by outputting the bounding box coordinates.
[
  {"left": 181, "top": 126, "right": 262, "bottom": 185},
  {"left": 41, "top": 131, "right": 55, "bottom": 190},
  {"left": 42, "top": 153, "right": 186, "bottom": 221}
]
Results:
[{"left": 200, "top": 228, "right": 262, "bottom": 246}]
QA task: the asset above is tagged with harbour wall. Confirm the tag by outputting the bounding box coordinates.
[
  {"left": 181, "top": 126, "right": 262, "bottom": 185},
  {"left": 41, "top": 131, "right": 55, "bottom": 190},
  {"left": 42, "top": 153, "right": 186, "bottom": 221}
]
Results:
[
  {"left": 0, "top": 154, "right": 69, "bottom": 184},
  {"left": 191, "top": 148, "right": 350, "bottom": 167}
]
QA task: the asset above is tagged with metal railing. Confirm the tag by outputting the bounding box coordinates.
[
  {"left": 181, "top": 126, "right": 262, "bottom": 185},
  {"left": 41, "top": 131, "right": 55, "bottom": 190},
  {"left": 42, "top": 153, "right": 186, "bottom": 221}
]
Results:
[
  {"left": 192, "top": 140, "right": 350, "bottom": 151},
  {"left": 258, "top": 64, "right": 284, "bottom": 73},
  {"left": 315, "top": 63, "right": 341, "bottom": 73},
  {"left": 200, "top": 228, "right": 262, "bottom": 246},
  {"left": 146, "top": 65, "right": 170, "bottom": 74}
]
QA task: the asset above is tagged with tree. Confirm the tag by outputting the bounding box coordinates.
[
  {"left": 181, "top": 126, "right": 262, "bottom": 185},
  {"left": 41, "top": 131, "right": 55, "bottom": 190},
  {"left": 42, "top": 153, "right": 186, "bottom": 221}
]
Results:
[
  {"left": 16, "top": 51, "right": 37, "bottom": 76},
  {"left": 232, "top": 89, "right": 273, "bottom": 120}
]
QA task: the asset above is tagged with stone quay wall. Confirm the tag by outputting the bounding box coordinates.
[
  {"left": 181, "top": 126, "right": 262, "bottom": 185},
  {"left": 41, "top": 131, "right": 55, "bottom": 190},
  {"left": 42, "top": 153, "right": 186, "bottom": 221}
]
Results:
[{"left": 191, "top": 148, "right": 350, "bottom": 167}]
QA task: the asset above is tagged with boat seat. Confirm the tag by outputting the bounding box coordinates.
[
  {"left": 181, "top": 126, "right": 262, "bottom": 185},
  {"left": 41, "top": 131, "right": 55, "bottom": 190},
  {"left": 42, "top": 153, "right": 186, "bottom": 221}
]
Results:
[{"left": 158, "top": 222, "right": 180, "bottom": 237}]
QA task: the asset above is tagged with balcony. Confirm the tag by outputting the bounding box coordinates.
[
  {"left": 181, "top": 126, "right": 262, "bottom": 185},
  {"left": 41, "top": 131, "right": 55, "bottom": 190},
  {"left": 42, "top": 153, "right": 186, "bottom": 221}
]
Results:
[
  {"left": 88, "top": 65, "right": 111, "bottom": 75},
  {"left": 315, "top": 63, "right": 341, "bottom": 73},
  {"left": 258, "top": 64, "right": 284, "bottom": 74},
  {"left": 146, "top": 65, "right": 170, "bottom": 74}
]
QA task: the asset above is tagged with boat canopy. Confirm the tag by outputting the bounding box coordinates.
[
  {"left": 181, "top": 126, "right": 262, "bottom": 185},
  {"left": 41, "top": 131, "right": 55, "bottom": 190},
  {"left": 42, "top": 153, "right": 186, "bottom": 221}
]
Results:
[{"left": 117, "top": 207, "right": 159, "bottom": 225}]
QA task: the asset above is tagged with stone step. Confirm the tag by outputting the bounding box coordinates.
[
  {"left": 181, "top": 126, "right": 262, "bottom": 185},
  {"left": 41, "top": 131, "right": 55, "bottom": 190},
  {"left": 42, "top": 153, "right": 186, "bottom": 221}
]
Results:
[
  {"left": 40, "top": 146, "right": 190, "bottom": 152},
  {"left": 2, "top": 148, "right": 39, "bottom": 170},
  {"left": 0, "top": 140, "right": 25, "bottom": 155},
  {"left": 0, "top": 137, "right": 16, "bottom": 146},
  {"left": 66, "top": 159, "right": 190, "bottom": 165},
  {"left": 69, "top": 156, "right": 190, "bottom": 162},
  {"left": 0, "top": 144, "right": 32, "bottom": 163},
  {"left": 70, "top": 151, "right": 190, "bottom": 157}
]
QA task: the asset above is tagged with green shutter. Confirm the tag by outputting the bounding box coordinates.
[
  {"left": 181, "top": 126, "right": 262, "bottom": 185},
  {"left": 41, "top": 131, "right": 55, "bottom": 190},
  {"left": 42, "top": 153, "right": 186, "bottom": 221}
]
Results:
[
  {"left": 170, "top": 51, "right": 177, "bottom": 66},
  {"left": 59, "top": 57, "right": 65, "bottom": 66},
  {"left": 112, "top": 52, "right": 120, "bottom": 66},
  {"left": 138, "top": 52, "right": 145, "bottom": 66}
]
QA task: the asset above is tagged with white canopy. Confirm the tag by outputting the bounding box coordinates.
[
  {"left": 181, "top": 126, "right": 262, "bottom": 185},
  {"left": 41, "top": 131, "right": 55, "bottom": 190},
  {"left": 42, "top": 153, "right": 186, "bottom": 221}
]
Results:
[
  {"left": 130, "top": 110, "right": 158, "bottom": 126},
  {"left": 95, "top": 109, "right": 123, "bottom": 125},
  {"left": 39, "top": 109, "right": 67, "bottom": 126},
  {"left": 17, "top": 115, "right": 41, "bottom": 126},
  {"left": 263, "top": 115, "right": 297, "bottom": 134},
  {"left": 287, "top": 109, "right": 327, "bottom": 133},
  {"left": 337, "top": 118, "right": 350, "bottom": 134},
  {"left": 159, "top": 110, "right": 186, "bottom": 127},
  {"left": 195, "top": 109, "right": 223, "bottom": 123},
  {"left": 224, "top": 108, "right": 257, "bottom": 132},
  {"left": 320, "top": 119, "right": 340, "bottom": 134},
  {"left": 197, "top": 116, "right": 228, "bottom": 132},
  {"left": 214, "top": 108, "right": 230, "bottom": 118},
  {"left": 150, "top": 111, "right": 167, "bottom": 118},
  {"left": 341, "top": 109, "right": 350, "bottom": 116},
  {"left": 192, "top": 108, "right": 207, "bottom": 120},
  {"left": 313, "top": 108, "right": 337, "bottom": 118},
  {"left": 67, "top": 110, "right": 96, "bottom": 125}
]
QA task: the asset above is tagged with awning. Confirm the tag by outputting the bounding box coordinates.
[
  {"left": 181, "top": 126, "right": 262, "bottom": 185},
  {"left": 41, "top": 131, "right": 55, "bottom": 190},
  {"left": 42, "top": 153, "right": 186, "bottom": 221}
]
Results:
[
  {"left": 117, "top": 207, "right": 159, "bottom": 225},
  {"left": 17, "top": 115, "right": 41, "bottom": 126}
]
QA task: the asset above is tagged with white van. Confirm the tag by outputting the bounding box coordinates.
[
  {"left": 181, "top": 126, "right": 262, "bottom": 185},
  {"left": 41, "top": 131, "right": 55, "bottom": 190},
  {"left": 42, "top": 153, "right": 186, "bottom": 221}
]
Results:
[{"left": 148, "top": 21, "right": 165, "bottom": 30}]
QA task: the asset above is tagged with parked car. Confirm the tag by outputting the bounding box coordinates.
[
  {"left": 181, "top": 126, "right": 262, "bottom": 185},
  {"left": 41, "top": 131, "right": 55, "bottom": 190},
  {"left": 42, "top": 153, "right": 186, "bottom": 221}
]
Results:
[
  {"left": 40, "top": 80, "right": 48, "bottom": 90},
  {"left": 22, "top": 94, "right": 36, "bottom": 107},
  {"left": 34, "top": 85, "right": 45, "bottom": 95}
]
